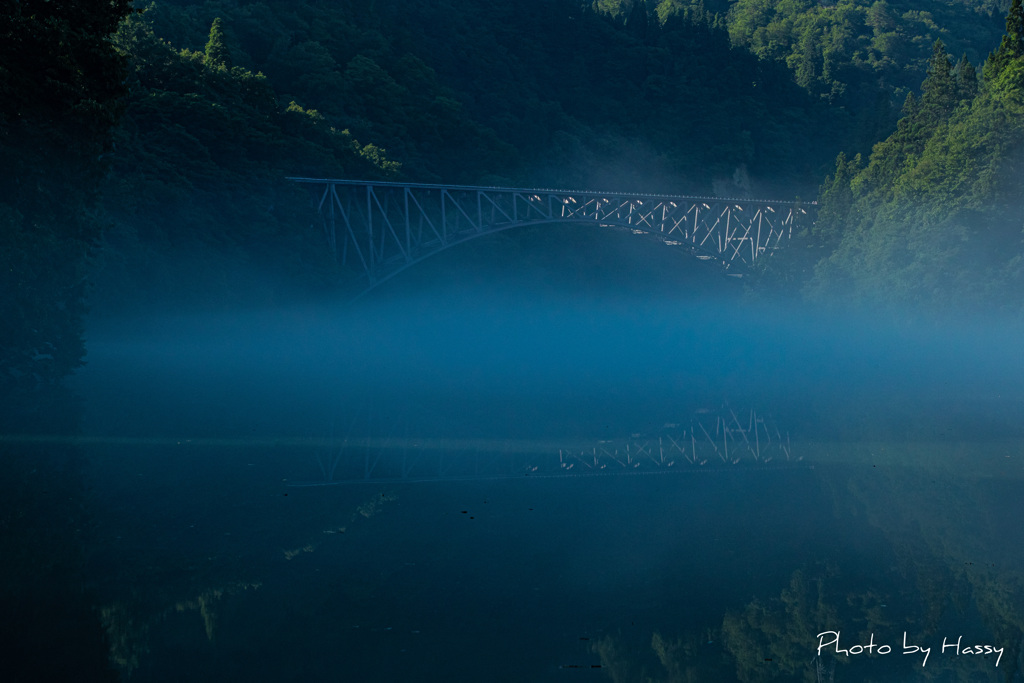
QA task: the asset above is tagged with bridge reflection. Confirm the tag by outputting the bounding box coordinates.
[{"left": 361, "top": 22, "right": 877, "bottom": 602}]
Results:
[{"left": 286, "top": 407, "right": 799, "bottom": 486}]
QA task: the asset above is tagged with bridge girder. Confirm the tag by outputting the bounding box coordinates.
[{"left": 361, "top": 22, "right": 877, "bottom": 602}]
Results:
[{"left": 291, "top": 178, "right": 814, "bottom": 294}]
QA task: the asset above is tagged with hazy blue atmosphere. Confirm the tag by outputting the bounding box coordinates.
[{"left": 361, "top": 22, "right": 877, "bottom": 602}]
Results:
[
  {"left": 5, "top": 0, "right": 1024, "bottom": 680},
  {"left": 56, "top": 254, "right": 1024, "bottom": 681}
]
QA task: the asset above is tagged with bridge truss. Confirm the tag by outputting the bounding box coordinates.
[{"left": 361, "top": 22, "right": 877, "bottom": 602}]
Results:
[
  {"left": 286, "top": 407, "right": 800, "bottom": 486},
  {"left": 291, "top": 178, "right": 813, "bottom": 292}
]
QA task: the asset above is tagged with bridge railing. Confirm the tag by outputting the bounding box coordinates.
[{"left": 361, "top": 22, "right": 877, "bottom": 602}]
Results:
[{"left": 290, "top": 178, "right": 815, "bottom": 291}]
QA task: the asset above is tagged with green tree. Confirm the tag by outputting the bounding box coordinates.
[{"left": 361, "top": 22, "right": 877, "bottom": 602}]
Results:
[
  {"left": 90, "top": 10, "right": 409, "bottom": 313},
  {"left": 954, "top": 53, "right": 978, "bottom": 102},
  {"left": 814, "top": 152, "right": 863, "bottom": 250},
  {"left": 983, "top": 0, "right": 1024, "bottom": 82},
  {"left": 626, "top": 0, "right": 651, "bottom": 40},
  {"left": 204, "top": 17, "right": 232, "bottom": 68},
  {"left": 919, "top": 40, "right": 957, "bottom": 123},
  {"left": 801, "top": 0, "right": 1024, "bottom": 314}
]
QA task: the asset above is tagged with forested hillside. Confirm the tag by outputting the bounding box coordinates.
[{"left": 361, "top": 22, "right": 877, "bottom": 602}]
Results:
[
  {"left": 1, "top": 0, "right": 133, "bottom": 418},
  {"left": 90, "top": 0, "right": 861, "bottom": 316},
  {"left": 133, "top": 0, "right": 838, "bottom": 190},
  {"left": 617, "top": 0, "right": 1005, "bottom": 115},
  {"left": 4, "top": 0, "right": 1023, "bottom": 406},
  {"left": 768, "top": 0, "right": 1024, "bottom": 315}
]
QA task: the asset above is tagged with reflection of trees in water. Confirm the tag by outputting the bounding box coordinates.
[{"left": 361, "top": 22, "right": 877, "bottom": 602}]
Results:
[
  {"left": 811, "top": 655, "right": 834, "bottom": 683},
  {"left": 589, "top": 443, "right": 1024, "bottom": 682},
  {"left": 593, "top": 562, "right": 1004, "bottom": 682},
  {"left": 720, "top": 447, "right": 1023, "bottom": 682},
  {"left": 99, "top": 489, "right": 397, "bottom": 679},
  {"left": 593, "top": 628, "right": 725, "bottom": 683},
  {"left": 833, "top": 442, "right": 1024, "bottom": 679},
  {"left": 1, "top": 421, "right": 119, "bottom": 681},
  {"left": 101, "top": 581, "right": 260, "bottom": 679},
  {"left": 281, "top": 490, "right": 398, "bottom": 558},
  {"left": 101, "top": 602, "right": 147, "bottom": 677},
  {"left": 722, "top": 569, "right": 842, "bottom": 683},
  {"left": 1, "top": 442, "right": 87, "bottom": 592}
]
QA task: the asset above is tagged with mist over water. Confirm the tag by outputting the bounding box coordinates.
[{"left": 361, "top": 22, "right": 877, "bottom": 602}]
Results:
[
  {"left": 60, "top": 241, "right": 1024, "bottom": 682},
  {"left": 78, "top": 269, "right": 1024, "bottom": 444}
]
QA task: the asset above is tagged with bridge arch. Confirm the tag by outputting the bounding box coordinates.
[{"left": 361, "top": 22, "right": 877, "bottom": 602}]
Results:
[{"left": 290, "top": 178, "right": 814, "bottom": 296}]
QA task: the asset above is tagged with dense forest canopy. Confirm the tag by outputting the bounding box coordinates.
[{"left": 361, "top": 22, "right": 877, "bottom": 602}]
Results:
[
  {"left": 89, "top": 0, "right": 861, "bottom": 317},
  {"left": 1, "top": 0, "right": 133, "bottom": 419},
  {"left": 611, "top": 0, "right": 1006, "bottom": 110},
  {"left": 125, "top": 0, "right": 849, "bottom": 191},
  {"left": 782, "top": 0, "right": 1024, "bottom": 314},
  {"left": 3, "top": 0, "right": 1024, "bottom": 404}
]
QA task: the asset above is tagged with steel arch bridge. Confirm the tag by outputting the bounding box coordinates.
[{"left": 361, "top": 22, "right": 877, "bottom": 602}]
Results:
[{"left": 291, "top": 178, "right": 814, "bottom": 293}]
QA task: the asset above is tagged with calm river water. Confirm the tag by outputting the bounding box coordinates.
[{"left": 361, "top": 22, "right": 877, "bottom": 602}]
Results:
[{"left": 7, "top": 272, "right": 1024, "bottom": 682}]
